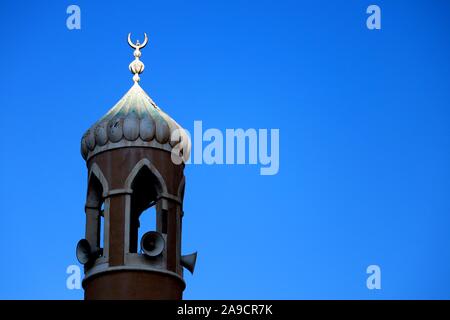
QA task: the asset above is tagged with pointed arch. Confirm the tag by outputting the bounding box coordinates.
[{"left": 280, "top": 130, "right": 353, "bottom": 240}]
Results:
[
  {"left": 124, "top": 158, "right": 167, "bottom": 195},
  {"left": 88, "top": 163, "right": 109, "bottom": 199},
  {"left": 85, "top": 163, "right": 109, "bottom": 260},
  {"left": 125, "top": 158, "right": 168, "bottom": 253}
]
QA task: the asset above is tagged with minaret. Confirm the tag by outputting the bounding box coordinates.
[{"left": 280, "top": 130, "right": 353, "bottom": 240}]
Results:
[{"left": 76, "top": 33, "right": 196, "bottom": 300}]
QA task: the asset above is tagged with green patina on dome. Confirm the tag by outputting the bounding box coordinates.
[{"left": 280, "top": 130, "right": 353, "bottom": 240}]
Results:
[{"left": 81, "top": 83, "right": 190, "bottom": 161}]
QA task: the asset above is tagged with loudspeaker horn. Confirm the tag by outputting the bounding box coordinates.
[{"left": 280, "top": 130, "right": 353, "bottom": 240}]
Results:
[
  {"left": 76, "top": 238, "right": 92, "bottom": 265},
  {"left": 140, "top": 231, "right": 165, "bottom": 257},
  {"left": 76, "top": 239, "right": 102, "bottom": 265},
  {"left": 181, "top": 251, "right": 197, "bottom": 274}
]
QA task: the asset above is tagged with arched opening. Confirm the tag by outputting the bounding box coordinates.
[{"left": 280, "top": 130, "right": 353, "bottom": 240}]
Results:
[
  {"left": 86, "top": 173, "right": 105, "bottom": 257},
  {"left": 129, "top": 165, "right": 165, "bottom": 253},
  {"left": 137, "top": 206, "right": 157, "bottom": 253}
]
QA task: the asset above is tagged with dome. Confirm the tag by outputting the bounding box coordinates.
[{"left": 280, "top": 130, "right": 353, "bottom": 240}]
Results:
[{"left": 81, "top": 34, "right": 190, "bottom": 161}]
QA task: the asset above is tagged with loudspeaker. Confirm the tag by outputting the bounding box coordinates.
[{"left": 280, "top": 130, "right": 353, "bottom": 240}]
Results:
[
  {"left": 140, "top": 231, "right": 165, "bottom": 257},
  {"left": 76, "top": 239, "right": 92, "bottom": 265},
  {"left": 181, "top": 252, "right": 197, "bottom": 274},
  {"left": 76, "top": 239, "right": 102, "bottom": 265}
]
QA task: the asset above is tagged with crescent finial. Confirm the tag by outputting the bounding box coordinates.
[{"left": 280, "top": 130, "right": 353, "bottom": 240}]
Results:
[
  {"left": 128, "top": 33, "right": 148, "bottom": 49},
  {"left": 127, "top": 33, "right": 149, "bottom": 83}
]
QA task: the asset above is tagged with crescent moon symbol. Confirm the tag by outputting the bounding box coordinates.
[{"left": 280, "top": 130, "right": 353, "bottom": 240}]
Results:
[{"left": 128, "top": 33, "right": 148, "bottom": 49}]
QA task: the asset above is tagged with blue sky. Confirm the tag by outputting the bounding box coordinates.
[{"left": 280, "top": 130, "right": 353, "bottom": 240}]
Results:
[{"left": 1, "top": 0, "right": 450, "bottom": 299}]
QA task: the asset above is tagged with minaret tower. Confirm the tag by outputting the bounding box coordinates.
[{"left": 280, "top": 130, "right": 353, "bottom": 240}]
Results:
[{"left": 76, "top": 33, "right": 196, "bottom": 300}]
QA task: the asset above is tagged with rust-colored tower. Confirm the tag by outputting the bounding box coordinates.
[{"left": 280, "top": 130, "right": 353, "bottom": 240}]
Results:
[{"left": 76, "top": 33, "right": 195, "bottom": 300}]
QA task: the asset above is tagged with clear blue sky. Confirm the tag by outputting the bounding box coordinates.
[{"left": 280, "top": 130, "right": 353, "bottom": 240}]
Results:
[{"left": 1, "top": 0, "right": 450, "bottom": 299}]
